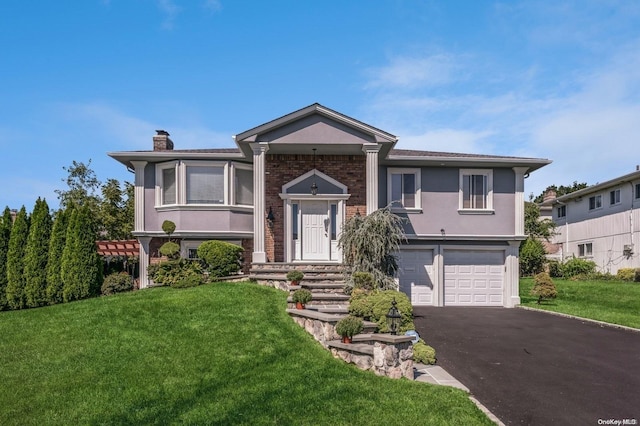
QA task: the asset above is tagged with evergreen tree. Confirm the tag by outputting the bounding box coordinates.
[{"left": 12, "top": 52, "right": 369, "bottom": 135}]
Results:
[
  {"left": 6, "top": 207, "right": 29, "bottom": 309},
  {"left": 24, "top": 198, "right": 52, "bottom": 308},
  {"left": 100, "top": 179, "right": 133, "bottom": 240},
  {"left": 0, "top": 207, "right": 13, "bottom": 310},
  {"left": 62, "top": 206, "right": 102, "bottom": 302},
  {"left": 46, "top": 208, "right": 70, "bottom": 304}
]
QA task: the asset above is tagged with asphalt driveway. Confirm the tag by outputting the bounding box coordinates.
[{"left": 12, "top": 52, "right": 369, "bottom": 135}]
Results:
[{"left": 413, "top": 307, "right": 640, "bottom": 426}]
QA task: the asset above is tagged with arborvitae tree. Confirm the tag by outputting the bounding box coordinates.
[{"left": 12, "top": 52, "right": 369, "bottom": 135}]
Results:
[
  {"left": 6, "top": 207, "right": 29, "bottom": 309},
  {"left": 0, "top": 207, "right": 13, "bottom": 310},
  {"left": 24, "top": 198, "right": 52, "bottom": 308},
  {"left": 62, "top": 206, "right": 102, "bottom": 302},
  {"left": 46, "top": 208, "right": 70, "bottom": 304}
]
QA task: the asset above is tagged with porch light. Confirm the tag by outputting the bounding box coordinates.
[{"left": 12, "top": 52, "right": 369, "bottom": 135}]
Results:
[
  {"left": 310, "top": 148, "right": 318, "bottom": 195},
  {"left": 266, "top": 207, "right": 275, "bottom": 228},
  {"left": 386, "top": 298, "right": 402, "bottom": 335}
]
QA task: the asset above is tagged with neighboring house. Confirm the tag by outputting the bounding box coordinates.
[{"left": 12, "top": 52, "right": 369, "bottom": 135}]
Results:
[
  {"left": 539, "top": 169, "right": 640, "bottom": 275},
  {"left": 109, "top": 103, "right": 550, "bottom": 307}
]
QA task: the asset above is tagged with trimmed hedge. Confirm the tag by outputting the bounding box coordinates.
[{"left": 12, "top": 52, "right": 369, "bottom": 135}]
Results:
[
  {"left": 197, "top": 240, "right": 243, "bottom": 278},
  {"left": 413, "top": 339, "right": 436, "bottom": 365}
]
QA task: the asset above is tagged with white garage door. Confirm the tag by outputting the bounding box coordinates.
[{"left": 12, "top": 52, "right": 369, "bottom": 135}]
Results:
[
  {"left": 444, "top": 250, "right": 504, "bottom": 306},
  {"left": 397, "top": 249, "right": 435, "bottom": 306}
]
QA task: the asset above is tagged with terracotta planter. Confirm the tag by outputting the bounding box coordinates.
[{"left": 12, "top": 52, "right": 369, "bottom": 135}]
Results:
[
  {"left": 296, "top": 302, "right": 305, "bottom": 310},
  {"left": 290, "top": 281, "right": 299, "bottom": 286},
  {"left": 341, "top": 336, "right": 352, "bottom": 344}
]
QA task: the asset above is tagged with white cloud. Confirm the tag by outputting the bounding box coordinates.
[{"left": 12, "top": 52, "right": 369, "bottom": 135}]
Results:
[
  {"left": 398, "top": 129, "right": 494, "bottom": 154},
  {"left": 365, "top": 53, "right": 461, "bottom": 89},
  {"left": 157, "top": 0, "right": 181, "bottom": 30}
]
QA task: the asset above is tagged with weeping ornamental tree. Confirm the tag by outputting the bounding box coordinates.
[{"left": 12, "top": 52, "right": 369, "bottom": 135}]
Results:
[{"left": 338, "top": 206, "right": 407, "bottom": 291}]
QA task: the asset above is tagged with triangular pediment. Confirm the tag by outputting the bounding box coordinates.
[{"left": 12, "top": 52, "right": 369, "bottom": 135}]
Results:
[
  {"left": 234, "top": 103, "right": 397, "bottom": 157},
  {"left": 282, "top": 169, "right": 347, "bottom": 195}
]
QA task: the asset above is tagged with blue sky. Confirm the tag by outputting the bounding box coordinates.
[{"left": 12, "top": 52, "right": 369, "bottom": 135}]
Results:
[{"left": 2, "top": 0, "right": 640, "bottom": 211}]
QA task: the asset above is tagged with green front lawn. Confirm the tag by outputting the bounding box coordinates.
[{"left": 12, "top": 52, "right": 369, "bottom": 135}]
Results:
[
  {"left": 0, "top": 283, "right": 492, "bottom": 426},
  {"left": 520, "top": 277, "right": 640, "bottom": 329}
]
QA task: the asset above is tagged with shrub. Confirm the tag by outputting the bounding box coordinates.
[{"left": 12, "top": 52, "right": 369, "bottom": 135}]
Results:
[
  {"left": 286, "top": 270, "right": 304, "bottom": 283},
  {"left": 562, "top": 257, "right": 596, "bottom": 278},
  {"left": 161, "top": 220, "right": 176, "bottom": 236},
  {"left": 413, "top": 338, "right": 436, "bottom": 365},
  {"left": 159, "top": 241, "right": 180, "bottom": 259},
  {"left": 292, "top": 288, "right": 312, "bottom": 305},
  {"left": 635, "top": 268, "right": 640, "bottom": 283},
  {"left": 172, "top": 270, "right": 203, "bottom": 289},
  {"left": 547, "top": 259, "right": 563, "bottom": 278},
  {"left": 101, "top": 272, "right": 134, "bottom": 295},
  {"left": 531, "top": 272, "right": 557, "bottom": 304},
  {"left": 197, "top": 240, "right": 243, "bottom": 278},
  {"left": 148, "top": 259, "right": 204, "bottom": 287},
  {"left": 349, "top": 290, "right": 414, "bottom": 333},
  {"left": 335, "top": 315, "right": 364, "bottom": 338},
  {"left": 519, "top": 238, "right": 546, "bottom": 276},
  {"left": 351, "top": 271, "right": 375, "bottom": 291},
  {"left": 617, "top": 268, "right": 635, "bottom": 282}
]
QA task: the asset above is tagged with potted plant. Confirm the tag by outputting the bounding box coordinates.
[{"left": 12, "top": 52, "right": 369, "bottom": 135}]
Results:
[
  {"left": 335, "top": 315, "right": 364, "bottom": 344},
  {"left": 292, "top": 288, "right": 312, "bottom": 310},
  {"left": 286, "top": 270, "right": 304, "bottom": 286}
]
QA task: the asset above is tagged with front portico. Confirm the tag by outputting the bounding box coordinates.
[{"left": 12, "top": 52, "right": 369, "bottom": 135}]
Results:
[
  {"left": 280, "top": 169, "right": 350, "bottom": 262},
  {"left": 233, "top": 103, "right": 397, "bottom": 265}
]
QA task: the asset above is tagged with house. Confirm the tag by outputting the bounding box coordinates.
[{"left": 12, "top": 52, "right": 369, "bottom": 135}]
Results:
[
  {"left": 109, "top": 103, "right": 550, "bottom": 307},
  {"left": 539, "top": 168, "right": 640, "bottom": 274}
]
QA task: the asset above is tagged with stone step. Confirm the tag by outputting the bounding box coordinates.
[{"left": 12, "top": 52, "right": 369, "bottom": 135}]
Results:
[
  {"left": 250, "top": 273, "right": 344, "bottom": 281},
  {"left": 287, "top": 293, "right": 350, "bottom": 304},
  {"left": 306, "top": 304, "right": 350, "bottom": 314}
]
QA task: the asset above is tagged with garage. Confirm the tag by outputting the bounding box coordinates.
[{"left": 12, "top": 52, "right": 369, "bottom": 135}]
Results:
[
  {"left": 443, "top": 250, "right": 504, "bottom": 306},
  {"left": 397, "top": 249, "right": 435, "bottom": 306}
]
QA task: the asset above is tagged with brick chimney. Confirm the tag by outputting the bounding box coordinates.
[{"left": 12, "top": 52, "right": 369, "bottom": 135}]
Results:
[
  {"left": 543, "top": 189, "right": 557, "bottom": 202},
  {"left": 153, "top": 130, "right": 174, "bottom": 151}
]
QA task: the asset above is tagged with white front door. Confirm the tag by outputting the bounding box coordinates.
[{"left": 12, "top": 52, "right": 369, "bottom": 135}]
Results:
[{"left": 301, "top": 200, "right": 330, "bottom": 260}]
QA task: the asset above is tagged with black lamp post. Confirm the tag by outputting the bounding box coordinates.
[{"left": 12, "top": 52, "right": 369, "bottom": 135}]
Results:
[{"left": 386, "top": 298, "right": 402, "bottom": 335}]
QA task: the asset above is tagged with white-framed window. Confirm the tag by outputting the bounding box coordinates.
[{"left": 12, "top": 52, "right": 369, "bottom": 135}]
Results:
[
  {"left": 387, "top": 168, "right": 421, "bottom": 210},
  {"left": 557, "top": 205, "right": 566, "bottom": 218},
  {"left": 578, "top": 242, "right": 593, "bottom": 257},
  {"left": 610, "top": 189, "right": 621, "bottom": 206},
  {"left": 233, "top": 164, "right": 253, "bottom": 206},
  {"left": 186, "top": 163, "right": 225, "bottom": 204},
  {"left": 459, "top": 169, "right": 493, "bottom": 211},
  {"left": 589, "top": 194, "right": 602, "bottom": 211},
  {"left": 156, "top": 161, "right": 179, "bottom": 206},
  {"left": 155, "top": 161, "right": 252, "bottom": 208}
]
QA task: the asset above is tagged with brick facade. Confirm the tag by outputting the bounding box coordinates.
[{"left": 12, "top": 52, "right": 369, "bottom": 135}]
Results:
[{"left": 264, "top": 153, "right": 366, "bottom": 262}]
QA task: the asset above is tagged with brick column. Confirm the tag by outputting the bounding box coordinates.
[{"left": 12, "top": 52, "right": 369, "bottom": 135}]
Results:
[
  {"left": 251, "top": 143, "right": 269, "bottom": 263},
  {"left": 362, "top": 144, "right": 381, "bottom": 214}
]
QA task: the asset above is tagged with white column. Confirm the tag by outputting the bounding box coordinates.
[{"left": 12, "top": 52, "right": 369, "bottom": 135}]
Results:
[
  {"left": 505, "top": 241, "right": 521, "bottom": 307},
  {"left": 251, "top": 142, "right": 269, "bottom": 263},
  {"left": 513, "top": 167, "right": 529, "bottom": 238},
  {"left": 130, "top": 161, "right": 147, "bottom": 233},
  {"left": 362, "top": 143, "right": 381, "bottom": 214},
  {"left": 138, "top": 236, "right": 151, "bottom": 289}
]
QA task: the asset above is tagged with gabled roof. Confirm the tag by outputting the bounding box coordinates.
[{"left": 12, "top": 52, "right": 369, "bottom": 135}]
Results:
[
  {"left": 234, "top": 103, "right": 397, "bottom": 144},
  {"left": 540, "top": 169, "right": 640, "bottom": 205}
]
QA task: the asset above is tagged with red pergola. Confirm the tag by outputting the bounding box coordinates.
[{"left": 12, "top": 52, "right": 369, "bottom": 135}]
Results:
[{"left": 96, "top": 240, "right": 139, "bottom": 257}]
